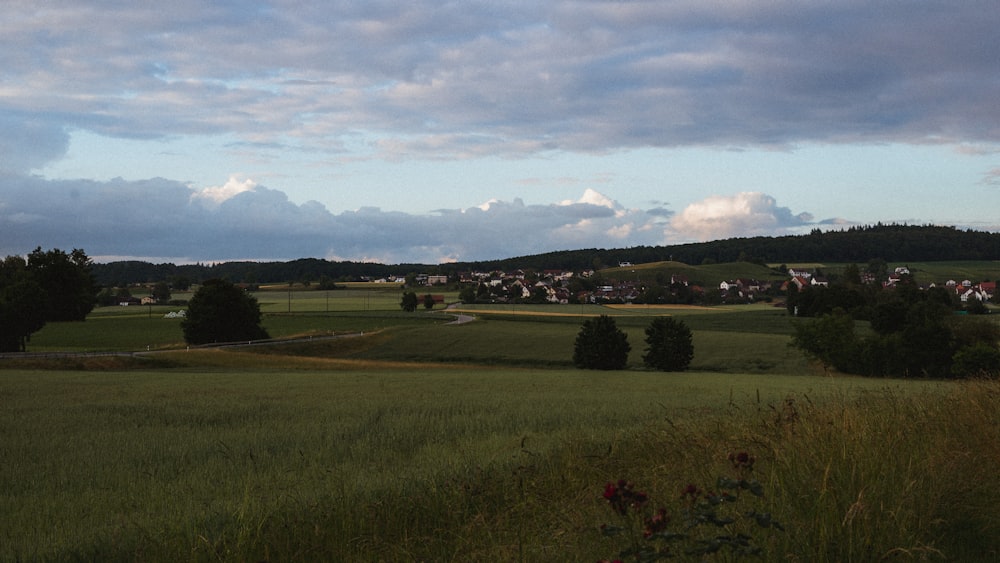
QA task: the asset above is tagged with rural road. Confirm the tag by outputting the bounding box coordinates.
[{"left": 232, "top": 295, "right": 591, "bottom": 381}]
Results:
[{"left": 444, "top": 303, "right": 475, "bottom": 324}]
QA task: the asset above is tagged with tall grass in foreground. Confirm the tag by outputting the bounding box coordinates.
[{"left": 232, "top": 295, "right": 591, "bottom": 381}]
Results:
[{"left": 1, "top": 372, "right": 997, "bottom": 561}]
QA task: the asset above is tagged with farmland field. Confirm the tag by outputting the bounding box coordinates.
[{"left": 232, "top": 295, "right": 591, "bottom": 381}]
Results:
[{"left": 3, "top": 287, "right": 1000, "bottom": 561}]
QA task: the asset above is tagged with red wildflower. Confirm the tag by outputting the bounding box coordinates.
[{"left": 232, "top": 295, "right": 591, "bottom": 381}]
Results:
[
  {"left": 643, "top": 507, "right": 670, "bottom": 537},
  {"left": 602, "top": 480, "right": 648, "bottom": 515},
  {"left": 728, "top": 451, "right": 756, "bottom": 471},
  {"left": 603, "top": 482, "right": 618, "bottom": 500},
  {"left": 681, "top": 483, "right": 700, "bottom": 500}
]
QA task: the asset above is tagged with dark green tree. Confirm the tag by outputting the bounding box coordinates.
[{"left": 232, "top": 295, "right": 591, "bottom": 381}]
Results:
[
  {"left": 790, "top": 308, "right": 861, "bottom": 374},
  {"left": 26, "top": 247, "right": 96, "bottom": 321},
  {"left": 0, "top": 256, "right": 48, "bottom": 352},
  {"left": 870, "top": 300, "right": 909, "bottom": 335},
  {"left": 400, "top": 291, "right": 418, "bottom": 312},
  {"left": 866, "top": 258, "right": 888, "bottom": 281},
  {"left": 897, "top": 301, "right": 953, "bottom": 377},
  {"left": 476, "top": 282, "right": 492, "bottom": 301},
  {"left": 642, "top": 317, "right": 694, "bottom": 371},
  {"left": 951, "top": 317, "right": 1000, "bottom": 350},
  {"left": 96, "top": 287, "right": 117, "bottom": 307},
  {"left": 423, "top": 294, "right": 435, "bottom": 309},
  {"left": 459, "top": 285, "right": 476, "bottom": 304},
  {"left": 530, "top": 285, "right": 549, "bottom": 304},
  {"left": 842, "top": 263, "right": 862, "bottom": 286},
  {"left": 951, "top": 344, "right": 1000, "bottom": 379},
  {"left": 181, "top": 279, "right": 269, "bottom": 344},
  {"left": 316, "top": 276, "right": 338, "bottom": 291},
  {"left": 965, "top": 298, "right": 989, "bottom": 315},
  {"left": 170, "top": 275, "right": 192, "bottom": 291},
  {"left": 573, "top": 315, "right": 630, "bottom": 370},
  {"left": 785, "top": 283, "right": 801, "bottom": 316},
  {"left": 151, "top": 281, "right": 171, "bottom": 303}
]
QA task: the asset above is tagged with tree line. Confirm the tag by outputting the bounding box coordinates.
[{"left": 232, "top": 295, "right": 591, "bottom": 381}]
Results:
[
  {"left": 88, "top": 225, "right": 1000, "bottom": 286},
  {"left": 90, "top": 258, "right": 430, "bottom": 288},
  {"left": 458, "top": 224, "right": 1000, "bottom": 272}
]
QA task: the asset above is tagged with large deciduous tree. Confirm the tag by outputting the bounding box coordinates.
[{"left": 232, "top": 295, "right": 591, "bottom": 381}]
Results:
[
  {"left": 0, "top": 256, "right": 48, "bottom": 352},
  {"left": 181, "top": 279, "right": 269, "bottom": 345},
  {"left": 573, "top": 314, "right": 630, "bottom": 370},
  {"left": 400, "top": 291, "right": 418, "bottom": 312},
  {"left": 642, "top": 317, "right": 694, "bottom": 371},
  {"left": 791, "top": 308, "right": 861, "bottom": 374},
  {"left": 151, "top": 281, "right": 171, "bottom": 303},
  {"left": 26, "top": 247, "right": 97, "bottom": 321}
]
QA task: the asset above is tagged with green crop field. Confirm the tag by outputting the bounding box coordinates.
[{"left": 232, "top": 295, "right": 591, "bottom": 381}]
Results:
[
  {"left": 27, "top": 288, "right": 455, "bottom": 352},
  {"left": 4, "top": 287, "right": 1000, "bottom": 561}
]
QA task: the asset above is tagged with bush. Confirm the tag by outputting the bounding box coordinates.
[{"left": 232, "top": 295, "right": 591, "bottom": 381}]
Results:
[
  {"left": 642, "top": 317, "right": 694, "bottom": 371},
  {"left": 952, "top": 343, "right": 1000, "bottom": 378},
  {"left": 573, "top": 315, "right": 630, "bottom": 370}
]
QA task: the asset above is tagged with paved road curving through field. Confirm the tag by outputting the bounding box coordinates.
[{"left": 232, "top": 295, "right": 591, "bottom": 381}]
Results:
[{"left": 444, "top": 303, "right": 476, "bottom": 324}]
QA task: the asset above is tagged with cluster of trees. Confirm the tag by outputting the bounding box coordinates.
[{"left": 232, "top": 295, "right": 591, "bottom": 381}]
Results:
[
  {"left": 572, "top": 315, "right": 694, "bottom": 372},
  {"left": 1, "top": 248, "right": 271, "bottom": 351},
  {"left": 782, "top": 260, "right": 999, "bottom": 378},
  {"left": 0, "top": 248, "right": 97, "bottom": 352},
  {"left": 791, "top": 286, "right": 1000, "bottom": 379},
  {"left": 399, "top": 291, "right": 438, "bottom": 312}
]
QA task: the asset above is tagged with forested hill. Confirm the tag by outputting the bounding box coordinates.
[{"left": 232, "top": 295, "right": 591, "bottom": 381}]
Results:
[
  {"left": 460, "top": 225, "right": 1000, "bottom": 272},
  {"left": 91, "top": 225, "right": 999, "bottom": 285}
]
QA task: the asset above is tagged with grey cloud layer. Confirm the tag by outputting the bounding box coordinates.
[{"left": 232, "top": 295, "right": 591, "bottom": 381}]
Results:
[
  {"left": 3, "top": 1, "right": 998, "bottom": 165},
  {"left": 0, "top": 174, "right": 822, "bottom": 263},
  {"left": 3, "top": 2, "right": 996, "bottom": 262}
]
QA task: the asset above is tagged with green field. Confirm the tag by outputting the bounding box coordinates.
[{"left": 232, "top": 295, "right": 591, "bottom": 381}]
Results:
[{"left": 4, "top": 288, "right": 1000, "bottom": 561}]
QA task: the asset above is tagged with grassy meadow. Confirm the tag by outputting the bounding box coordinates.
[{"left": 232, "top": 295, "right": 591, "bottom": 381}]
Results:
[{"left": 3, "top": 286, "right": 1000, "bottom": 561}]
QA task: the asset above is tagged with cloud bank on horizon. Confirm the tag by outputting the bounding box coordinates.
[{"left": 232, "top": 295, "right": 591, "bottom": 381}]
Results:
[{"left": 1, "top": 1, "right": 998, "bottom": 264}]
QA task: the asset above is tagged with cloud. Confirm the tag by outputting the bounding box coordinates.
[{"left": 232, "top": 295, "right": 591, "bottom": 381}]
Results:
[
  {"left": 982, "top": 168, "right": 1000, "bottom": 186},
  {"left": 2, "top": 1, "right": 998, "bottom": 169},
  {"left": 191, "top": 176, "right": 257, "bottom": 207},
  {"left": 0, "top": 171, "right": 690, "bottom": 263},
  {"left": 562, "top": 188, "right": 619, "bottom": 211},
  {"left": 0, "top": 114, "right": 70, "bottom": 172},
  {"left": 4, "top": 3, "right": 998, "bottom": 269},
  {"left": 16, "top": 172, "right": 994, "bottom": 264},
  {"left": 669, "top": 192, "right": 814, "bottom": 241}
]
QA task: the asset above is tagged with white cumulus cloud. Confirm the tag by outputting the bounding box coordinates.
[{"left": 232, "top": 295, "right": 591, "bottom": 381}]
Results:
[
  {"left": 191, "top": 176, "right": 258, "bottom": 207},
  {"left": 561, "top": 188, "right": 619, "bottom": 210},
  {"left": 670, "top": 192, "right": 814, "bottom": 241}
]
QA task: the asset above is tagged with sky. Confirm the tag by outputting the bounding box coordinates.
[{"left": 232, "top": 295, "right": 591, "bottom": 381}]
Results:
[{"left": 2, "top": 1, "right": 999, "bottom": 265}]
